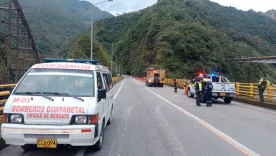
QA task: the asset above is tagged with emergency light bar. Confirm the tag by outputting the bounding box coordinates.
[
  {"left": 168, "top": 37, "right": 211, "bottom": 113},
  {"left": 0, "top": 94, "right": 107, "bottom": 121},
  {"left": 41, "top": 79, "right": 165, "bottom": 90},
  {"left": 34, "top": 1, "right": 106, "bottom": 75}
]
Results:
[{"left": 43, "top": 58, "right": 99, "bottom": 64}]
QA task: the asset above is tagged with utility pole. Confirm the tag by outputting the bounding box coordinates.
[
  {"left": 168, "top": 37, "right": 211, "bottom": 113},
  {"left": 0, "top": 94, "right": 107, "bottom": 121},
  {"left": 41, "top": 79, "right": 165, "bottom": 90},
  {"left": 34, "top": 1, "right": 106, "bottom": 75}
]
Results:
[
  {"left": 90, "top": 4, "right": 93, "bottom": 60},
  {"left": 90, "top": 0, "right": 113, "bottom": 60},
  {"left": 116, "top": 56, "right": 118, "bottom": 76},
  {"left": 111, "top": 43, "right": 113, "bottom": 76}
]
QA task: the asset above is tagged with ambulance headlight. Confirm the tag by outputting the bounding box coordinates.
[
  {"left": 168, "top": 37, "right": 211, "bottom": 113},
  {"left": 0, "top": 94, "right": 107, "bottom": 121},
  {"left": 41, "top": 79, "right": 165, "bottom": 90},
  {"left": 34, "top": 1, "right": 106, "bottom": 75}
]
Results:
[
  {"left": 75, "top": 116, "right": 87, "bottom": 124},
  {"left": 10, "top": 114, "right": 23, "bottom": 123}
]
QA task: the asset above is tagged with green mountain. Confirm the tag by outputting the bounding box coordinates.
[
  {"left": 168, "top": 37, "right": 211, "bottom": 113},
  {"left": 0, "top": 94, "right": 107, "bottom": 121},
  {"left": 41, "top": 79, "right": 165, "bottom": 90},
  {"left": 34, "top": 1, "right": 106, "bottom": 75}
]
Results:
[
  {"left": 265, "top": 10, "right": 276, "bottom": 20},
  {"left": 71, "top": 0, "right": 276, "bottom": 82},
  {"left": 19, "top": 0, "right": 113, "bottom": 55}
]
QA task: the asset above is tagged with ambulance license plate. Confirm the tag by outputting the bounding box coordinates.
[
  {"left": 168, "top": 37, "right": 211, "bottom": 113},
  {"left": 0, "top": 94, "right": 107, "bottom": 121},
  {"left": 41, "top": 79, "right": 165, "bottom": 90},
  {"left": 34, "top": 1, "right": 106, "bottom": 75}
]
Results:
[
  {"left": 37, "top": 138, "right": 57, "bottom": 148},
  {"left": 220, "top": 92, "right": 226, "bottom": 96}
]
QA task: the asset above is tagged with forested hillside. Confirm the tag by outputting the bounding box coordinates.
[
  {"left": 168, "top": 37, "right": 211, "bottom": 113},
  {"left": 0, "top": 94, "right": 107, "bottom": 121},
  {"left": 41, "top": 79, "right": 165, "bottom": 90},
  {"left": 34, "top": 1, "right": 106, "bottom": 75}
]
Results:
[
  {"left": 19, "top": 0, "right": 113, "bottom": 55},
  {"left": 71, "top": 0, "right": 276, "bottom": 82},
  {"left": 265, "top": 10, "right": 276, "bottom": 20}
]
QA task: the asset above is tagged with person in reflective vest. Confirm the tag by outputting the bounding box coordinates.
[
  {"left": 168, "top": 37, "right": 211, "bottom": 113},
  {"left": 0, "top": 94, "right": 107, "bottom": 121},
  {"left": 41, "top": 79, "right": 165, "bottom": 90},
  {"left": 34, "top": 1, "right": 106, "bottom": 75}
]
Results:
[
  {"left": 258, "top": 77, "right": 271, "bottom": 102},
  {"left": 195, "top": 79, "right": 203, "bottom": 106},
  {"left": 205, "top": 80, "right": 213, "bottom": 107},
  {"left": 202, "top": 77, "right": 208, "bottom": 102},
  {"left": 174, "top": 78, "right": 177, "bottom": 92}
]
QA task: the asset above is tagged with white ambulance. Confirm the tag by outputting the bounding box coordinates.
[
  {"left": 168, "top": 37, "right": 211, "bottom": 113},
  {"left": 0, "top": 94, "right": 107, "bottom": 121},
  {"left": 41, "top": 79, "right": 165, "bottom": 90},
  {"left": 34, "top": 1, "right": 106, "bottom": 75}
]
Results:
[{"left": 1, "top": 58, "right": 116, "bottom": 151}]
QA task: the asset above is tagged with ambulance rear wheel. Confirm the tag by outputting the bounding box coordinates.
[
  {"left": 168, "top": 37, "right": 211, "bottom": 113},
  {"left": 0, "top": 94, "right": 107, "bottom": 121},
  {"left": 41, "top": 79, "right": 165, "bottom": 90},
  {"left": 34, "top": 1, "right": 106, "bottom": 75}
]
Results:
[{"left": 107, "top": 106, "right": 113, "bottom": 125}]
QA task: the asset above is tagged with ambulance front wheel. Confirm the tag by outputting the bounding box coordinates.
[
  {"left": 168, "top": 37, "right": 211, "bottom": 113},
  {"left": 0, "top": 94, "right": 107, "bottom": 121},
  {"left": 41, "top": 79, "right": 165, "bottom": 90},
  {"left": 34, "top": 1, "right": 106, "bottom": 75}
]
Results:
[{"left": 94, "top": 123, "right": 105, "bottom": 151}]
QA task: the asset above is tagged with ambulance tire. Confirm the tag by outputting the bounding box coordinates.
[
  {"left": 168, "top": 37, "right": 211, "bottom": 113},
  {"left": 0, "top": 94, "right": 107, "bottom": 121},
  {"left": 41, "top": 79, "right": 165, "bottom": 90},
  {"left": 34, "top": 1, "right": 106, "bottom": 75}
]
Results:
[
  {"left": 21, "top": 144, "right": 35, "bottom": 152},
  {"left": 107, "top": 106, "right": 113, "bottom": 125},
  {"left": 224, "top": 97, "right": 232, "bottom": 104},
  {"left": 94, "top": 123, "right": 104, "bottom": 151}
]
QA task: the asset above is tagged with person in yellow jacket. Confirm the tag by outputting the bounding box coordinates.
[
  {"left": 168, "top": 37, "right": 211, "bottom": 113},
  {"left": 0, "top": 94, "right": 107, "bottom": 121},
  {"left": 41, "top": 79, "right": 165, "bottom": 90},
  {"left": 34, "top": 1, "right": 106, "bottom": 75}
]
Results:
[
  {"left": 258, "top": 77, "right": 271, "bottom": 102},
  {"left": 195, "top": 79, "right": 203, "bottom": 106},
  {"left": 202, "top": 77, "right": 208, "bottom": 102}
]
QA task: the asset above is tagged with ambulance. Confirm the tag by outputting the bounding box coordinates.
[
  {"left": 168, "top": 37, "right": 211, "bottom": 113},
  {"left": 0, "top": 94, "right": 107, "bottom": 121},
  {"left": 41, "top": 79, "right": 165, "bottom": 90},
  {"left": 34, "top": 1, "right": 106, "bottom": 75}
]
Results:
[{"left": 1, "top": 58, "right": 115, "bottom": 151}]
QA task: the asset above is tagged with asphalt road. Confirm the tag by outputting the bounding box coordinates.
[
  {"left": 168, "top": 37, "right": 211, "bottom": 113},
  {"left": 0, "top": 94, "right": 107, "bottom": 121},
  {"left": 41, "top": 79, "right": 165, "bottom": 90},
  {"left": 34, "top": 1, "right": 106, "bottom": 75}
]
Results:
[{"left": 1, "top": 76, "right": 276, "bottom": 156}]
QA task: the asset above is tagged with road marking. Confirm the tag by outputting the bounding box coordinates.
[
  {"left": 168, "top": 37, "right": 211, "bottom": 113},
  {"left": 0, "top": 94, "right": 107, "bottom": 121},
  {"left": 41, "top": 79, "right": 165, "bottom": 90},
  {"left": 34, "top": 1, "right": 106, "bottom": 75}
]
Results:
[
  {"left": 75, "top": 79, "right": 126, "bottom": 156},
  {"left": 107, "top": 97, "right": 155, "bottom": 156},
  {"left": 113, "top": 79, "right": 126, "bottom": 100},
  {"left": 133, "top": 79, "right": 260, "bottom": 156},
  {"left": 155, "top": 105, "right": 187, "bottom": 156}
]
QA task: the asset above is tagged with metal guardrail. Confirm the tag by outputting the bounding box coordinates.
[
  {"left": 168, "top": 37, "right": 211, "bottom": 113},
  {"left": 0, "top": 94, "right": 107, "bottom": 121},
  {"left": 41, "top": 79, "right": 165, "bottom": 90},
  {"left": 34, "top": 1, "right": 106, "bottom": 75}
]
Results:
[
  {"left": 164, "top": 78, "right": 186, "bottom": 88},
  {"left": 236, "top": 82, "right": 276, "bottom": 102}
]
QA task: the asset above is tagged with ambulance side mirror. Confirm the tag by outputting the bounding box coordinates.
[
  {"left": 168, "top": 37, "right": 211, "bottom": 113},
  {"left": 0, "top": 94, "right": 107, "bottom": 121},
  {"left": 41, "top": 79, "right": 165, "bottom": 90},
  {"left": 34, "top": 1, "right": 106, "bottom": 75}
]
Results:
[{"left": 98, "top": 89, "right": 106, "bottom": 102}]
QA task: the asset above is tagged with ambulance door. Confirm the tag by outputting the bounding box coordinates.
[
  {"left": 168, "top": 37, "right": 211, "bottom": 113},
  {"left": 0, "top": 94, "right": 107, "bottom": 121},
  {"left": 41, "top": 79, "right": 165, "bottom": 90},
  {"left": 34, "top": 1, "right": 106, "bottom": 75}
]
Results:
[{"left": 96, "top": 72, "right": 106, "bottom": 123}]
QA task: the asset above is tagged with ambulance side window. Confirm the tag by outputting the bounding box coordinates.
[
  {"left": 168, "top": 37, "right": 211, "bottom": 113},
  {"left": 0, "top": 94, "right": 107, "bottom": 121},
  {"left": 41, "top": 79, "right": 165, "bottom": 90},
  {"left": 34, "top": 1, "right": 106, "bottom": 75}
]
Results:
[
  {"left": 102, "top": 73, "right": 109, "bottom": 91},
  {"left": 97, "top": 72, "right": 103, "bottom": 89},
  {"left": 108, "top": 73, "right": 113, "bottom": 89}
]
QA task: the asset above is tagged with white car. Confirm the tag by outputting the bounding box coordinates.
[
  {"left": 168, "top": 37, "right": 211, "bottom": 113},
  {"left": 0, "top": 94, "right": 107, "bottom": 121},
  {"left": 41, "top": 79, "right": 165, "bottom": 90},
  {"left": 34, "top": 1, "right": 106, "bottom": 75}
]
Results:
[
  {"left": 1, "top": 58, "right": 115, "bottom": 151},
  {"left": 187, "top": 74, "right": 236, "bottom": 104}
]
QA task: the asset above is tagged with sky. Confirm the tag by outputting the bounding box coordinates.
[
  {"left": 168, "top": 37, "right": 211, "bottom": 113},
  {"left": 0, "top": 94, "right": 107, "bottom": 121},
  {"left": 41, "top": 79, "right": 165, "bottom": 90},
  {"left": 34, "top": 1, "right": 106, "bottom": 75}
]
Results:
[{"left": 86, "top": 0, "right": 276, "bottom": 15}]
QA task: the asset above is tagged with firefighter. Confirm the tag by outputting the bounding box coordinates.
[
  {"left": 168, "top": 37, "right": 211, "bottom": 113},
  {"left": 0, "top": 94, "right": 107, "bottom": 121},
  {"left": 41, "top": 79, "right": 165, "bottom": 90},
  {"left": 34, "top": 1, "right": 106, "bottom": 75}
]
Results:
[
  {"left": 195, "top": 79, "right": 203, "bottom": 106},
  {"left": 174, "top": 78, "right": 177, "bottom": 92},
  {"left": 258, "top": 77, "right": 271, "bottom": 102},
  {"left": 205, "top": 80, "right": 213, "bottom": 107}
]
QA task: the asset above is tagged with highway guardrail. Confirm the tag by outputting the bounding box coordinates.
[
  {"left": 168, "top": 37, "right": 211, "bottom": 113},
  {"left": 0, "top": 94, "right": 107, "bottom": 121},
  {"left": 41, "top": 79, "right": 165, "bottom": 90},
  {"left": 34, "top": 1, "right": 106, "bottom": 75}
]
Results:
[{"left": 235, "top": 82, "right": 276, "bottom": 102}]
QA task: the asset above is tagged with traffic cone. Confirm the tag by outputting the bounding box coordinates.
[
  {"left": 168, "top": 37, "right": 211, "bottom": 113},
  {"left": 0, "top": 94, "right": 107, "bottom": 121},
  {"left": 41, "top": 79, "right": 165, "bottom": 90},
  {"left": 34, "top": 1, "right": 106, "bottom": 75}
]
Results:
[{"left": 184, "top": 84, "right": 188, "bottom": 95}]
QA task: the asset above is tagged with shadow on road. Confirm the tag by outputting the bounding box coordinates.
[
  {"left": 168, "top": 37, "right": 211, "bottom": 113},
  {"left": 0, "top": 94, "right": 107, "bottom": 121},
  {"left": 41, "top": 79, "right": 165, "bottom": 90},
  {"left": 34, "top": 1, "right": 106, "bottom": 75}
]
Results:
[{"left": 17, "top": 146, "right": 79, "bottom": 156}]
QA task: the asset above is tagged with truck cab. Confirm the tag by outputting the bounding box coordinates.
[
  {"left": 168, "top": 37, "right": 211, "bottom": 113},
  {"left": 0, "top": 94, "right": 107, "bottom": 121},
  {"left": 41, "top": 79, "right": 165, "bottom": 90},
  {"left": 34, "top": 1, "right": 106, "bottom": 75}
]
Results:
[{"left": 145, "top": 68, "right": 165, "bottom": 87}]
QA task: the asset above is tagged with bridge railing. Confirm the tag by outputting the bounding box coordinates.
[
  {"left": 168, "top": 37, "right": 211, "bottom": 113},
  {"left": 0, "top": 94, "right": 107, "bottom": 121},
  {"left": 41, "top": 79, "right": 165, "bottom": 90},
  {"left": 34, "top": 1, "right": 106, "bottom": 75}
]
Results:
[
  {"left": 165, "top": 78, "right": 187, "bottom": 88},
  {"left": 236, "top": 82, "right": 276, "bottom": 101}
]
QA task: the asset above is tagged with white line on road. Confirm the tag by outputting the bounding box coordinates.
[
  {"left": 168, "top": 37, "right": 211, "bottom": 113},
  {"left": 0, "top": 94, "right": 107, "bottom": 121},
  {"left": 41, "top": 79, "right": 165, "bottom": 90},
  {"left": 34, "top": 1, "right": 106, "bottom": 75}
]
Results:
[
  {"left": 107, "top": 97, "right": 156, "bottom": 156},
  {"left": 133, "top": 79, "right": 260, "bottom": 156},
  {"left": 75, "top": 79, "right": 126, "bottom": 156},
  {"left": 114, "top": 79, "right": 126, "bottom": 100}
]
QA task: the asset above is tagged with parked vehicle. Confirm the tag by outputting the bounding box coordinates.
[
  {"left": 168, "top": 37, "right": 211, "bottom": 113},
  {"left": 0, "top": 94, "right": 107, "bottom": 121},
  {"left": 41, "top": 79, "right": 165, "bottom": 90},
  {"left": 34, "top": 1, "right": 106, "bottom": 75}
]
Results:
[
  {"left": 2, "top": 58, "right": 115, "bottom": 151},
  {"left": 187, "top": 74, "right": 236, "bottom": 104}
]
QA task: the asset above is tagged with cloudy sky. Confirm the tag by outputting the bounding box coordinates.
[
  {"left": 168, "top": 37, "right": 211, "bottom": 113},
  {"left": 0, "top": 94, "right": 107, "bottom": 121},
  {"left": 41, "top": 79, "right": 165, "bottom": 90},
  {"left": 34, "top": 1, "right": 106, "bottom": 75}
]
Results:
[{"left": 86, "top": 0, "right": 276, "bottom": 15}]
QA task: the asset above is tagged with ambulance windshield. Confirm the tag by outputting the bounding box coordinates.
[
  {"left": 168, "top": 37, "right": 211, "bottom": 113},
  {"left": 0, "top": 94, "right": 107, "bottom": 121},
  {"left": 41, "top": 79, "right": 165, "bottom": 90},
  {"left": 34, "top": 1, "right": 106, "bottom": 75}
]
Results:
[{"left": 14, "top": 68, "right": 95, "bottom": 97}]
